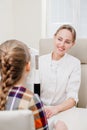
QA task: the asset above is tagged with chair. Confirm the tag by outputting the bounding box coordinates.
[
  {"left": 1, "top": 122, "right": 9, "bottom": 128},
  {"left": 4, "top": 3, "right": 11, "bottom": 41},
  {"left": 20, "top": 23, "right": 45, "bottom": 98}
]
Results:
[
  {"left": 0, "top": 110, "right": 35, "bottom": 130},
  {"left": 39, "top": 38, "right": 87, "bottom": 108}
]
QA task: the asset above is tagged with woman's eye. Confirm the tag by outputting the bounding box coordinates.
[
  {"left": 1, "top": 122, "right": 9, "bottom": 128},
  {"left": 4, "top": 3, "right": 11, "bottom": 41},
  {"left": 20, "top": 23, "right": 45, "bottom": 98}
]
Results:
[
  {"left": 66, "top": 41, "right": 71, "bottom": 44},
  {"left": 58, "top": 38, "right": 62, "bottom": 41}
]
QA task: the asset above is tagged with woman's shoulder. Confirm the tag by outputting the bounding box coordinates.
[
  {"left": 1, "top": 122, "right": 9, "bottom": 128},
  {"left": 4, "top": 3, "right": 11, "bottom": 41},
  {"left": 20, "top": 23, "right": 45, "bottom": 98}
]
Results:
[
  {"left": 66, "top": 53, "right": 81, "bottom": 64},
  {"left": 39, "top": 53, "right": 51, "bottom": 63},
  {"left": 39, "top": 53, "right": 51, "bottom": 59}
]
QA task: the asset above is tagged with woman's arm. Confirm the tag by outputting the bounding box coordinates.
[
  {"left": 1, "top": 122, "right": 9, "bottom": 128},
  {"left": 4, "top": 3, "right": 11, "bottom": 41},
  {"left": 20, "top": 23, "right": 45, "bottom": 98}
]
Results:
[{"left": 45, "top": 98, "right": 75, "bottom": 118}]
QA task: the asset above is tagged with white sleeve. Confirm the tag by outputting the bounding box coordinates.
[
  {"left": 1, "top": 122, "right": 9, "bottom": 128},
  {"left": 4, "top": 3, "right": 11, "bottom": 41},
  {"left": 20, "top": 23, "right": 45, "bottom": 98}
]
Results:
[{"left": 66, "top": 60, "right": 81, "bottom": 103}]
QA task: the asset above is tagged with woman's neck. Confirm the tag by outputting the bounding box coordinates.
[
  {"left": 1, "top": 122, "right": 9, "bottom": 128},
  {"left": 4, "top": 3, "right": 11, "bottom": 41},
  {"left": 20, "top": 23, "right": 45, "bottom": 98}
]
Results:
[{"left": 52, "top": 52, "right": 65, "bottom": 60}]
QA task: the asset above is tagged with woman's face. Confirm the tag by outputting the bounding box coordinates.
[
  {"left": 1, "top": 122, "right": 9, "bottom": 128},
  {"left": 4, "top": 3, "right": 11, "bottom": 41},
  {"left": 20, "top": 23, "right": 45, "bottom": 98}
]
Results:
[{"left": 53, "top": 29, "right": 75, "bottom": 56}]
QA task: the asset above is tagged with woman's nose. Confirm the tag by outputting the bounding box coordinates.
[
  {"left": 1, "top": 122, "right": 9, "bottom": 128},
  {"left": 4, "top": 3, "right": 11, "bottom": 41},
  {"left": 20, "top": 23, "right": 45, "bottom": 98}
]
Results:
[{"left": 60, "top": 41, "right": 65, "bottom": 46}]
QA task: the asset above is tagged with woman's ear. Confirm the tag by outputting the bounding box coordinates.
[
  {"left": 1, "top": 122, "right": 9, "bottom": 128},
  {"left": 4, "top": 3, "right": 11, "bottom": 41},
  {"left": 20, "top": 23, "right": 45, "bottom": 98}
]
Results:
[
  {"left": 26, "top": 62, "right": 30, "bottom": 72},
  {"left": 72, "top": 41, "right": 75, "bottom": 46},
  {"left": 54, "top": 34, "right": 56, "bottom": 39}
]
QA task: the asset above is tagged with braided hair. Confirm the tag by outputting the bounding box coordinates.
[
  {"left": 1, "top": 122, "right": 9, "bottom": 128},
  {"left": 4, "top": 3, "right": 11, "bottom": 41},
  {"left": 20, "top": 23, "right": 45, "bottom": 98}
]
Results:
[{"left": 0, "top": 40, "right": 30, "bottom": 110}]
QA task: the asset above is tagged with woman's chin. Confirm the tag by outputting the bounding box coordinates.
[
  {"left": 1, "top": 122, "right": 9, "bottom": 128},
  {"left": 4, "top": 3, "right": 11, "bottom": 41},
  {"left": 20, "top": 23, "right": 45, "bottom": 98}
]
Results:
[{"left": 56, "top": 50, "right": 65, "bottom": 56}]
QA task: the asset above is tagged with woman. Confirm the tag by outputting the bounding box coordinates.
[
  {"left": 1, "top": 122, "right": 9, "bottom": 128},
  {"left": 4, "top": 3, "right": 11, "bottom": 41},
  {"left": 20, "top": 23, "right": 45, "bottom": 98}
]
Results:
[{"left": 39, "top": 24, "right": 81, "bottom": 120}]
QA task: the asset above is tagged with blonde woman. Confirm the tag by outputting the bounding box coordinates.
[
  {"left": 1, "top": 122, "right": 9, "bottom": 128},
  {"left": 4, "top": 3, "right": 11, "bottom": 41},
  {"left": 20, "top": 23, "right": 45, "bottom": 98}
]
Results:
[{"left": 39, "top": 25, "right": 81, "bottom": 129}]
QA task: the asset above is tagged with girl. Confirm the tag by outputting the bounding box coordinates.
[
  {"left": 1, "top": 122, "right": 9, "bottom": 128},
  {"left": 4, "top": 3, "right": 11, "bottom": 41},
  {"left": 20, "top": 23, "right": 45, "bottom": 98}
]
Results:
[
  {"left": 0, "top": 40, "right": 48, "bottom": 130},
  {"left": 0, "top": 39, "right": 68, "bottom": 130}
]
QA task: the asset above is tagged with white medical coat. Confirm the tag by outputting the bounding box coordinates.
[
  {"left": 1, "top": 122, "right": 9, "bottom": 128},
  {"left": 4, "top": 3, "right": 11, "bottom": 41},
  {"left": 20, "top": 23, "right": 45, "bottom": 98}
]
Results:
[{"left": 39, "top": 53, "right": 81, "bottom": 106}]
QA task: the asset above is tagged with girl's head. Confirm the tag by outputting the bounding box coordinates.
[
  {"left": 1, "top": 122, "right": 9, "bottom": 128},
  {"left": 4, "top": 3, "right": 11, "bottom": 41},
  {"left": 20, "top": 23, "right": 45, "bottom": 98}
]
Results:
[
  {"left": 53, "top": 24, "right": 76, "bottom": 58},
  {"left": 0, "top": 39, "right": 31, "bottom": 110}
]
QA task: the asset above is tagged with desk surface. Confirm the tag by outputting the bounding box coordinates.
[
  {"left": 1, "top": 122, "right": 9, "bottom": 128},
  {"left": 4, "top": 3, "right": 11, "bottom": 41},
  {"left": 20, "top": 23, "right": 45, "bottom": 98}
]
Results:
[{"left": 48, "top": 107, "right": 87, "bottom": 130}]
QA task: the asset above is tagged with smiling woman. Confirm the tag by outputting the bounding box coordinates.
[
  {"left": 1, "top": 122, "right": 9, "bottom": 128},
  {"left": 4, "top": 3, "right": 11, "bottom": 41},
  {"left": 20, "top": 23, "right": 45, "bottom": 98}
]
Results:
[
  {"left": 39, "top": 24, "right": 81, "bottom": 130},
  {"left": 52, "top": 25, "right": 76, "bottom": 60}
]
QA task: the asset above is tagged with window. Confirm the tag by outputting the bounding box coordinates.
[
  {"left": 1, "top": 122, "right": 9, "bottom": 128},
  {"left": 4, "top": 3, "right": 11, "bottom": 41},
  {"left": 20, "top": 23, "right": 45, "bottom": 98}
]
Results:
[{"left": 42, "top": 0, "right": 87, "bottom": 38}]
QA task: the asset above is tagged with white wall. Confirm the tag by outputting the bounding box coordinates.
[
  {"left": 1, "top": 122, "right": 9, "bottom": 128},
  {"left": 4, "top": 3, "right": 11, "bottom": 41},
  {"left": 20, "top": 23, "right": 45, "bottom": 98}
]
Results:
[
  {"left": 0, "top": 0, "right": 42, "bottom": 50},
  {"left": 0, "top": 0, "right": 14, "bottom": 43}
]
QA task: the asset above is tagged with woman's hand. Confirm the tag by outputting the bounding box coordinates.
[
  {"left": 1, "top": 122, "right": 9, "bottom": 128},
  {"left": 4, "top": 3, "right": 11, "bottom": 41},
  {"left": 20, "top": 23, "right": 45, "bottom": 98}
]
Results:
[
  {"left": 44, "top": 98, "right": 76, "bottom": 119},
  {"left": 44, "top": 106, "right": 59, "bottom": 119}
]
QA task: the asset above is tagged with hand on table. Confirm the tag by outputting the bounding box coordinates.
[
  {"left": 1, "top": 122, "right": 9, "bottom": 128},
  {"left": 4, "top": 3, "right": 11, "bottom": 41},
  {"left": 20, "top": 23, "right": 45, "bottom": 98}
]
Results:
[{"left": 44, "top": 106, "right": 58, "bottom": 119}]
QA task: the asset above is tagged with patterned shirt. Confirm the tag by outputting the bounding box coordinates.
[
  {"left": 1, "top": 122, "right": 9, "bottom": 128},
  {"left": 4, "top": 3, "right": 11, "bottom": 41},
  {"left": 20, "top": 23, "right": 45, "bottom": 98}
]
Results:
[{"left": 5, "top": 86, "right": 49, "bottom": 130}]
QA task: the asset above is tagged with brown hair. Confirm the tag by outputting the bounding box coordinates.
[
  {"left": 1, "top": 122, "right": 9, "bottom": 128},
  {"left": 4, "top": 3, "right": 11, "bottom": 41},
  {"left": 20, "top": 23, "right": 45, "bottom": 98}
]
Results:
[
  {"left": 0, "top": 40, "right": 31, "bottom": 110},
  {"left": 54, "top": 24, "right": 76, "bottom": 42}
]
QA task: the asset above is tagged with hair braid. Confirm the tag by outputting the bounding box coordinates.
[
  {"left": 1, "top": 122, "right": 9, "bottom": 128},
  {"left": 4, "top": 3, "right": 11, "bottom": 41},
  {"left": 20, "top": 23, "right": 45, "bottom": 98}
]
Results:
[
  {"left": 0, "top": 53, "right": 12, "bottom": 110},
  {"left": 0, "top": 39, "right": 31, "bottom": 110}
]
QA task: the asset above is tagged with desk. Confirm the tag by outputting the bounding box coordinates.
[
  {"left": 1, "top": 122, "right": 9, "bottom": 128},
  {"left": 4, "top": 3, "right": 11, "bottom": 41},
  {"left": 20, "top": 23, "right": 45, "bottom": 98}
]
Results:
[{"left": 48, "top": 107, "right": 87, "bottom": 130}]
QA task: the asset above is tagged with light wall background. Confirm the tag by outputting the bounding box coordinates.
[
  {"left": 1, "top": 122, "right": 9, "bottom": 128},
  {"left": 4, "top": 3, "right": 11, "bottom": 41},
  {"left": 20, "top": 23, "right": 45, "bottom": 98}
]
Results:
[{"left": 0, "top": 0, "right": 42, "bottom": 50}]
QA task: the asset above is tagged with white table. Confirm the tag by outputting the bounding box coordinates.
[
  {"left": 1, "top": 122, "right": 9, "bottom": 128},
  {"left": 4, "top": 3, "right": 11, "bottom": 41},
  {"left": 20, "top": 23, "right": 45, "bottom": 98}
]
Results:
[{"left": 48, "top": 107, "right": 87, "bottom": 130}]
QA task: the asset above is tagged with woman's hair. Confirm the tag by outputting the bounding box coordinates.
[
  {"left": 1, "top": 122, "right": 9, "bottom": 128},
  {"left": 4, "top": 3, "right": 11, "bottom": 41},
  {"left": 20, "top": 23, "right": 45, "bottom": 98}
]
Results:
[
  {"left": 54, "top": 24, "right": 76, "bottom": 42},
  {"left": 0, "top": 39, "right": 31, "bottom": 110}
]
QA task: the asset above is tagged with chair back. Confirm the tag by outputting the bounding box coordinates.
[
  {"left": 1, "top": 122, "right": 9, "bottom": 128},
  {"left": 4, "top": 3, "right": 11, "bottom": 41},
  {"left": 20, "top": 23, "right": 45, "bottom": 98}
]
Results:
[{"left": 0, "top": 110, "right": 35, "bottom": 130}]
